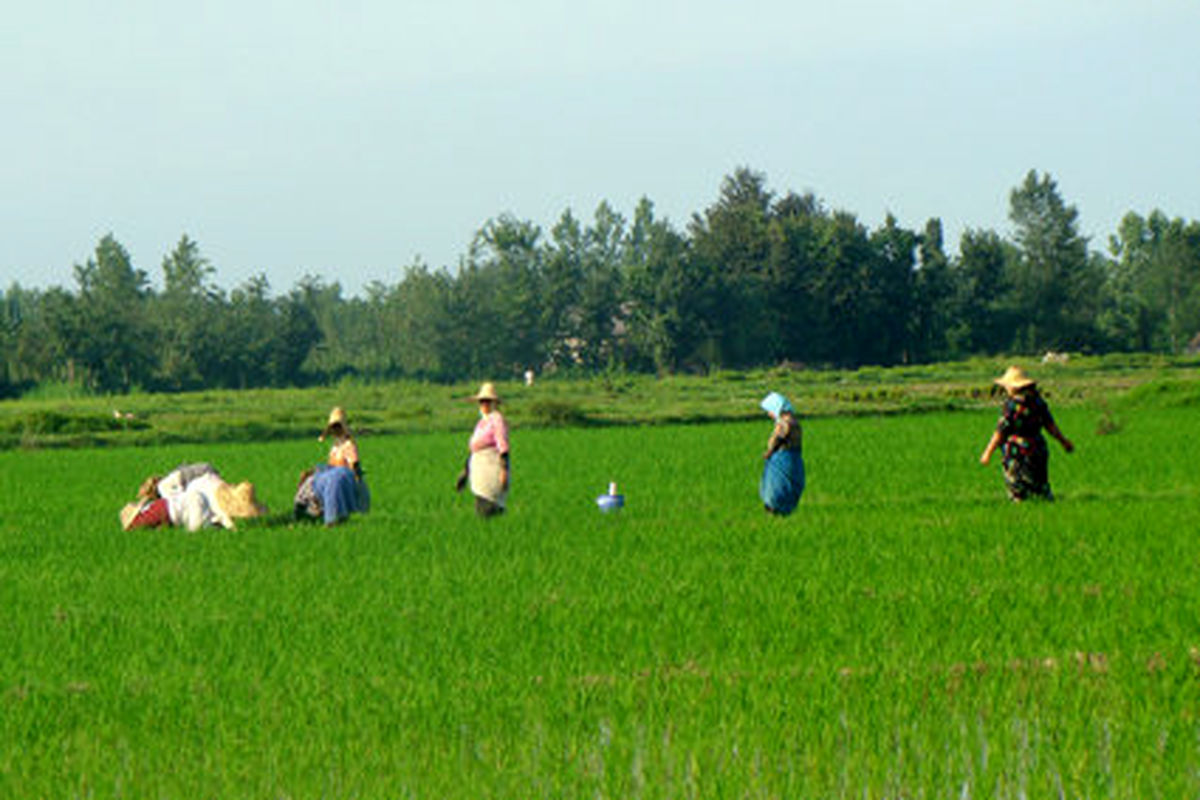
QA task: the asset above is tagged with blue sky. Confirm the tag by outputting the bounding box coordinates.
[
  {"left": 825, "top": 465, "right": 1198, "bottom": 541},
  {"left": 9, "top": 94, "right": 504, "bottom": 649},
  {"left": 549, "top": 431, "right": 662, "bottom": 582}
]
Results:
[{"left": 3, "top": 0, "right": 1198, "bottom": 296}]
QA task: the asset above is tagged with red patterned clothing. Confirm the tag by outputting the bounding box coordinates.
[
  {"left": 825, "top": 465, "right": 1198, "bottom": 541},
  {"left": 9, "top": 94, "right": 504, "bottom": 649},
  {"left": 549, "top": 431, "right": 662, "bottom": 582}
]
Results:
[{"left": 128, "top": 498, "right": 171, "bottom": 529}]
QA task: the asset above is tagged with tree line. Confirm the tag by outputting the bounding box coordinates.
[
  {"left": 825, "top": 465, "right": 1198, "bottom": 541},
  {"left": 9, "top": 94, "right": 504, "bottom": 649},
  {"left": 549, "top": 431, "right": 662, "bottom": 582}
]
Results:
[{"left": 2, "top": 168, "right": 1198, "bottom": 397}]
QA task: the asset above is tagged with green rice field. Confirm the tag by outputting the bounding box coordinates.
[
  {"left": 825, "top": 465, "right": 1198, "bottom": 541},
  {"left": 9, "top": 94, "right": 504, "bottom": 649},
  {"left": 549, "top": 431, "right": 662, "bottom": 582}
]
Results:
[{"left": 3, "top": 377, "right": 1200, "bottom": 797}]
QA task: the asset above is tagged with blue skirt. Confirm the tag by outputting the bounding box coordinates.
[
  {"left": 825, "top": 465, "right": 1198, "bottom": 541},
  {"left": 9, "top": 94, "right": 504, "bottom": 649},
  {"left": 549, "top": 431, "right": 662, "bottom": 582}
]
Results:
[
  {"left": 760, "top": 449, "right": 805, "bottom": 515},
  {"left": 313, "top": 466, "right": 365, "bottom": 524}
]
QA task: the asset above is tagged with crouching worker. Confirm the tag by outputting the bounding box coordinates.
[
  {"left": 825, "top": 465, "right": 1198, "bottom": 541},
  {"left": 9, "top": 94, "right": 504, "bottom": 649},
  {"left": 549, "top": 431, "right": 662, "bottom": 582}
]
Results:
[
  {"left": 294, "top": 465, "right": 365, "bottom": 527},
  {"left": 121, "top": 474, "right": 267, "bottom": 531},
  {"left": 321, "top": 407, "right": 371, "bottom": 513},
  {"left": 138, "top": 462, "right": 221, "bottom": 503}
]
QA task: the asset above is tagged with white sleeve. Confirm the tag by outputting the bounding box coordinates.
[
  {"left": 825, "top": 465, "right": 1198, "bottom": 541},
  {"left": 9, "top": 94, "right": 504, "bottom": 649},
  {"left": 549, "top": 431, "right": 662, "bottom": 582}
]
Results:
[{"left": 157, "top": 469, "right": 187, "bottom": 498}]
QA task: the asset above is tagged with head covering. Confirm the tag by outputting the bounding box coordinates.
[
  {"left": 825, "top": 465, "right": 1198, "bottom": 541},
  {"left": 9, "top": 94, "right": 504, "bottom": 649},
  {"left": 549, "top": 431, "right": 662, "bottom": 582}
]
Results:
[
  {"left": 137, "top": 475, "right": 161, "bottom": 501},
  {"left": 320, "top": 407, "right": 349, "bottom": 441},
  {"left": 214, "top": 481, "right": 268, "bottom": 523},
  {"left": 760, "top": 391, "right": 794, "bottom": 418},
  {"left": 471, "top": 382, "right": 501, "bottom": 403},
  {"left": 119, "top": 502, "right": 141, "bottom": 531},
  {"left": 994, "top": 366, "right": 1036, "bottom": 392}
]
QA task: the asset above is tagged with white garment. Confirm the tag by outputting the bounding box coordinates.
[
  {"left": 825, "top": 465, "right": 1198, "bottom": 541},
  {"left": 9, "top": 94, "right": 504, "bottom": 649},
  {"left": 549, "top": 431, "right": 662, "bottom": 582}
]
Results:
[
  {"left": 166, "top": 473, "right": 234, "bottom": 531},
  {"left": 469, "top": 448, "right": 508, "bottom": 508},
  {"left": 157, "top": 463, "right": 218, "bottom": 499}
]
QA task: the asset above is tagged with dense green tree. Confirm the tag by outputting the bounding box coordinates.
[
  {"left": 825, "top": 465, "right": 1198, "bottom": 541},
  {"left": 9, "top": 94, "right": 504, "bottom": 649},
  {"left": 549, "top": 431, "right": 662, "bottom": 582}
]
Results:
[
  {"left": 218, "top": 274, "right": 277, "bottom": 389},
  {"left": 8, "top": 169, "right": 1200, "bottom": 398},
  {"left": 911, "top": 218, "right": 955, "bottom": 361},
  {"left": 1006, "top": 170, "right": 1099, "bottom": 351},
  {"left": 385, "top": 265, "right": 457, "bottom": 378},
  {"left": 72, "top": 234, "right": 154, "bottom": 392},
  {"left": 154, "top": 235, "right": 222, "bottom": 390},
  {"left": 809, "top": 211, "right": 875, "bottom": 366},
  {"left": 949, "top": 228, "right": 1014, "bottom": 355},
  {"left": 542, "top": 210, "right": 586, "bottom": 368},
  {"left": 0, "top": 285, "right": 19, "bottom": 395},
  {"left": 468, "top": 215, "right": 545, "bottom": 375},
  {"left": 1105, "top": 211, "right": 1200, "bottom": 353},
  {"left": 866, "top": 214, "right": 918, "bottom": 365},
  {"left": 688, "top": 167, "right": 773, "bottom": 367},
  {"left": 576, "top": 202, "right": 626, "bottom": 368},
  {"left": 622, "top": 198, "right": 701, "bottom": 372},
  {"left": 764, "top": 191, "right": 825, "bottom": 365},
  {"left": 271, "top": 288, "right": 322, "bottom": 385}
]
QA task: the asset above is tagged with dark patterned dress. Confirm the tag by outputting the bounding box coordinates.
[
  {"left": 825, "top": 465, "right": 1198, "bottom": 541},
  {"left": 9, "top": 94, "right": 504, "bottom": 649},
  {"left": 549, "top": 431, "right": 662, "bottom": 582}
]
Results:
[{"left": 995, "top": 389, "right": 1056, "bottom": 501}]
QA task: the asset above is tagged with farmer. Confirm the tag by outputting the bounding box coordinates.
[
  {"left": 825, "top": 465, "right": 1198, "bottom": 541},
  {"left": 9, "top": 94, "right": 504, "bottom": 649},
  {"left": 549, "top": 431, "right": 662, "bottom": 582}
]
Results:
[
  {"left": 137, "top": 462, "right": 221, "bottom": 502},
  {"left": 759, "top": 391, "right": 806, "bottom": 515},
  {"left": 321, "top": 406, "right": 370, "bottom": 513},
  {"left": 121, "top": 474, "right": 267, "bottom": 531},
  {"left": 455, "top": 381, "right": 510, "bottom": 517},
  {"left": 293, "top": 465, "right": 363, "bottom": 526},
  {"left": 979, "top": 365, "right": 1075, "bottom": 501}
]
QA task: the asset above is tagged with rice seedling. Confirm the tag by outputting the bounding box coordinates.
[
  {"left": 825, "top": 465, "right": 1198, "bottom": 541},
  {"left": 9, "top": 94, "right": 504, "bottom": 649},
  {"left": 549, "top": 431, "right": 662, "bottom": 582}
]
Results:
[{"left": 0, "top": 389, "right": 1197, "bottom": 796}]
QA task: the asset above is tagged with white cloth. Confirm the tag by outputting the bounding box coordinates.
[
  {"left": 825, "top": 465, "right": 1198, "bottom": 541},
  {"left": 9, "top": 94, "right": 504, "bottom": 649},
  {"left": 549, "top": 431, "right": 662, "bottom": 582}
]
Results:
[
  {"left": 166, "top": 473, "right": 234, "bottom": 531},
  {"left": 469, "top": 448, "right": 508, "bottom": 508},
  {"left": 157, "top": 463, "right": 218, "bottom": 499}
]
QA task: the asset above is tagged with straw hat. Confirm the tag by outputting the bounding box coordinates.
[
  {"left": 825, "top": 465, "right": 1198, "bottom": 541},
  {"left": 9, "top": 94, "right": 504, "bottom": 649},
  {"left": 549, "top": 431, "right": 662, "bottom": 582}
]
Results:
[
  {"left": 137, "top": 475, "right": 161, "bottom": 501},
  {"left": 215, "top": 481, "right": 268, "bottom": 523},
  {"left": 470, "top": 382, "right": 501, "bottom": 403},
  {"left": 320, "top": 406, "right": 349, "bottom": 441},
  {"left": 994, "top": 365, "right": 1036, "bottom": 392},
  {"left": 119, "top": 502, "right": 141, "bottom": 531}
]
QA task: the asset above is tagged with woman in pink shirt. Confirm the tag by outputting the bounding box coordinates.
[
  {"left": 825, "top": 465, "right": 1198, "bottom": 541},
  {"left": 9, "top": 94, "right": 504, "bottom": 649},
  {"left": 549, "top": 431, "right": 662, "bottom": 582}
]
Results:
[{"left": 456, "top": 382, "right": 510, "bottom": 517}]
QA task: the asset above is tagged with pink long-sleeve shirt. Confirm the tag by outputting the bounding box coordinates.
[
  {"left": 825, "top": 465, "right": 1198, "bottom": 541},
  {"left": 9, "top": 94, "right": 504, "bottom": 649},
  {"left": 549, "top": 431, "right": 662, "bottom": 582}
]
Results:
[{"left": 469, "top": 411, "right": 509, "bottom": 454}]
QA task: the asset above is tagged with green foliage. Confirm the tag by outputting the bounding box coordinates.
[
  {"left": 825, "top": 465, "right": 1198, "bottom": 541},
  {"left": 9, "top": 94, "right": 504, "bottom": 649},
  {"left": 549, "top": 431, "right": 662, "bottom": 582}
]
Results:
[
  {"left": 527, "top": 398, "right": 589, "bottom": 427},
  {"left": 2, "top": 356, "right": 1196, "bottom": 450},
  {"left": 2, "top": 400, "right": 1199, "bottom": 796},
  {"left": 5, "top": 171, "right": 1200, "bottom": 395}
]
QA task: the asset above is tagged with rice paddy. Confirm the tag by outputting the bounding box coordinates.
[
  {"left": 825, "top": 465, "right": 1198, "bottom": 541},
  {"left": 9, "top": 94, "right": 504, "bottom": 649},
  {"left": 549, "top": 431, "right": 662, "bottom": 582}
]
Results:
[{"left": 2, "top": 387, "right": 1199, "bottom": 797}]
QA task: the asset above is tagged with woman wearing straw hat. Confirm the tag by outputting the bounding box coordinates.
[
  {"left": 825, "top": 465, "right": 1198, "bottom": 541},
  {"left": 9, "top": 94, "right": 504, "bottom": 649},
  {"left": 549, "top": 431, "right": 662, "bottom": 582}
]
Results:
[
  {"left": 321, "top": 406, "right": 370, "bottom": 513},
  {"left": 759, "top": 391, "right": 806, "bottom": 515},
  {"left": 979, "top": 365, "right": 1074, "bottom": 501},
  {"left": 456, "top": 382, "right": 510, "bottom": 517}
]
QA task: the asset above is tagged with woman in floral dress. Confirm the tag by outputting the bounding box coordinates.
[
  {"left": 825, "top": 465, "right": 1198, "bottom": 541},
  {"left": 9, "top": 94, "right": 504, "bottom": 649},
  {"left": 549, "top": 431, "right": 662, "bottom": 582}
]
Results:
[{"left": 979, "top": 366, "right": 1074, "bottom": 501}]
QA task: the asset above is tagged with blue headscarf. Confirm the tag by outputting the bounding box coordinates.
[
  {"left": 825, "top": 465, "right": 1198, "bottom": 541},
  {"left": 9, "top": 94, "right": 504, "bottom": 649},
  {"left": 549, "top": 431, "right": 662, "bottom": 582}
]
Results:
[{"left": 760, "top": 391, "right": 794, "bottom": 418}]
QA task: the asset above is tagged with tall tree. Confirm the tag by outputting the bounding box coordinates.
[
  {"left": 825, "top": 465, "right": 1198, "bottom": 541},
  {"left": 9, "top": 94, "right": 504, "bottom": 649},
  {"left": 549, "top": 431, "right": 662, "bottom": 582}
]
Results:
[
  {"left": 469, "top": 215, "right": 544, "bottom": 375},
  {"left": 949, "top": 228, "right": 1014, "bottom": 354},
  {"left": 72, "top": 234, "right": 154, "bottom": 392},
  {"left": 622, "top": 198, "right": 702, "bottom": 372},
  {"left": 866, "top": 214, "right": 917, "bottom": 364},
  {"left": 910, "top": 218, "right": 955, "bottom": 361},
  {"left": 688, "top": 168, "right": 774, "bottom": 367},
  {"left": 576, "top": 201, "right": 626, "bottom": 368},
  {"left": 809, "top": 211, "right": 875, "bottom": 366},
  {"left": 765, "top": 192, "right": 825, "bottom": 364},
  {"left": 384, "top": 264, "right": 456, "bottom": 378},
  {"left": 542, "top": 210, "right": 585, "bottom": 368},
  {"left": 1105, "top": 211, "right": 1200, "bottom": 353},
  {"left": 154, "top": 235, "right": 221, "bottom": 390},
  {"left": 1007, "top": 170, "right": 1098, "bottom": 350}
]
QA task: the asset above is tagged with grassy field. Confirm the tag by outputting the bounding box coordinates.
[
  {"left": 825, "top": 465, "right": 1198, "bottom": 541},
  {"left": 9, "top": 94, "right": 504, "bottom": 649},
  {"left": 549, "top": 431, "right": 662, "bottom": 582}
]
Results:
[
  {"left": 2, "top": 352, "right": 1196, "bottom": 449},
  {"left": 3, "top": 367, "right": 1200, "bottom": 796}
]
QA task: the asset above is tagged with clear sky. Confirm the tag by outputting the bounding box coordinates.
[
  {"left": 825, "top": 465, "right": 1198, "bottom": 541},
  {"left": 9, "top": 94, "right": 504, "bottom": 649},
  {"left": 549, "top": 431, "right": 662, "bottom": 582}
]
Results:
[{"left": 3, "top": 0, "right": 1198, "bottom": 297}]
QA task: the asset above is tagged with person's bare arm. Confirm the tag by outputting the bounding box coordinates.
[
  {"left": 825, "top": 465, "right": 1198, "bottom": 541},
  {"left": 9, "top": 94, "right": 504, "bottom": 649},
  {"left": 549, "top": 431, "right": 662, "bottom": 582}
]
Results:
[
  {"left": 980, "top": 430, "right": 1002, "bottom": 465},
  {"left": 1046, "top": 420, "right": 1074, "bottom": 453}
]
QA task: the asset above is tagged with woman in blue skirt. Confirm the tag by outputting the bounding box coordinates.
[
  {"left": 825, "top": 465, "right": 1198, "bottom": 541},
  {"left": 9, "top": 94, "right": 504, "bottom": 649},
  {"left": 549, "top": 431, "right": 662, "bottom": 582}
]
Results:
[{"left": 759, "top": 391, "right": 805, "bottom": 515}]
